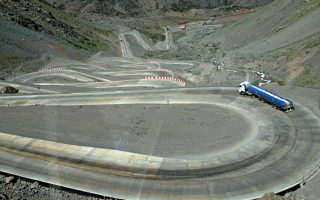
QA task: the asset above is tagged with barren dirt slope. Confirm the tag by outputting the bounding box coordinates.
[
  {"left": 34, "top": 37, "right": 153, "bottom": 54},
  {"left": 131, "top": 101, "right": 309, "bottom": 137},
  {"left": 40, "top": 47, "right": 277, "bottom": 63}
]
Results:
[
  {"left": 207, "top": 0, "right": 320, "bottom": 52},
  {"left": 199, "top": 0, "right": 320, "bottom": 88},
  {"left": 45, "top": 0, "right": 272, "bottom": 15}
]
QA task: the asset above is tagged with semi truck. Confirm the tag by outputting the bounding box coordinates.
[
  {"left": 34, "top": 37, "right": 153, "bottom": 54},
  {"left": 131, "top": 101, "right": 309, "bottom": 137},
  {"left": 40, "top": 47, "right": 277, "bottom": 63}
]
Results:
[{"left": 238, "top": 81, "right": 294, "bottom": 112}]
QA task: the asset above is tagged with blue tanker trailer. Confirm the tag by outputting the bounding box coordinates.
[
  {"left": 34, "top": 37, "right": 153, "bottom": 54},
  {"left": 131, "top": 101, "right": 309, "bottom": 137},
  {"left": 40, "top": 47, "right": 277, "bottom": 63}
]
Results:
[{"left": 238, "top": 81, "right": 294, "bottom": 112}]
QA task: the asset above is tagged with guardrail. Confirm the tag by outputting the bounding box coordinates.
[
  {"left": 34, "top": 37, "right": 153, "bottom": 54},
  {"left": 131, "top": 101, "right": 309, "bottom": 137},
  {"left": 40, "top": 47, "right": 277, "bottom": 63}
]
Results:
[
  {"left": 144, "top": 76, "right": 185, "bottom": 87},
  {"left": 38, "top": 67, "right": 65, "bottom": 72}
]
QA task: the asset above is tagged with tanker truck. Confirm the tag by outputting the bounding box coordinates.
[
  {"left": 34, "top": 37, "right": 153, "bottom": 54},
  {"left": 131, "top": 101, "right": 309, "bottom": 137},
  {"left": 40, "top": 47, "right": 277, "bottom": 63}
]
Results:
[{"left": 238, "top": 81, "right": 294, "bottom": 112}]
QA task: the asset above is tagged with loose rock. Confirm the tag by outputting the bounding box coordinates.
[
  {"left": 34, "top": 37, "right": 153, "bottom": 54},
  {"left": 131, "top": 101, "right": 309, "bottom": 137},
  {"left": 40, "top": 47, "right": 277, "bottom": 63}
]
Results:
[
  {"left": 30, "top": 181, "right": 39, "bottom": 189},
  {"left": 4, "top": 86, "right": 19, "bottom": 94},
  {"left": 4, "top": 176, "right": 14, "bottom": 184}
]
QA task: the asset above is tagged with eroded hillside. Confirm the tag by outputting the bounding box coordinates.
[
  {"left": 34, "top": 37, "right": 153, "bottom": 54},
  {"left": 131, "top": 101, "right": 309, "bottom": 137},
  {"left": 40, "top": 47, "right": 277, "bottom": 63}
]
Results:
[{"left": 0, "top": 0, "right": 119, "bottom": 79}]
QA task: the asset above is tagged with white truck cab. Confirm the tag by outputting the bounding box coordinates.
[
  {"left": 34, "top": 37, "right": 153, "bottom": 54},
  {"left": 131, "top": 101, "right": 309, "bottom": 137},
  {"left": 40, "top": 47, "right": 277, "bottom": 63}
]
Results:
[{"left": 238, "top": 81, "right": 250, "bottom": 94}]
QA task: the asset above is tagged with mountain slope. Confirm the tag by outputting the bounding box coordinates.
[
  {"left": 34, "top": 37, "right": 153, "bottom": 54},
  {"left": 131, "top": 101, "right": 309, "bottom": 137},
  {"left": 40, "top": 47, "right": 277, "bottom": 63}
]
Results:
[
  {"left": 204, "top": 0, "right": 320, "bottom": 53},
  {"left": 45, "top": 0, "right": 273, "bottom": 16},
  {"left": 0, "top": 0, "right": 120, "bottom": 79},
  {"left": 141, "top": 0, "right": 319, "bottom": 88},
  {"left": 172, "top": 0, "right": 320, "bottom": 88}
]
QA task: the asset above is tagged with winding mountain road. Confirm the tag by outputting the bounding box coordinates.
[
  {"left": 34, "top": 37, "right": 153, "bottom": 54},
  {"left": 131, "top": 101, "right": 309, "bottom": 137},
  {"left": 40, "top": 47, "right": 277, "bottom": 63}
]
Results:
[{"left": 0, "top": 28, "right": 319, "bottom": 200}]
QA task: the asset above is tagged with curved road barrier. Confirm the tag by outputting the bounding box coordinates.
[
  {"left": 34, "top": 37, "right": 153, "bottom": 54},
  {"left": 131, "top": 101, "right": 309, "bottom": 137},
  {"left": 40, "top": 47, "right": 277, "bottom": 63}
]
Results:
[
  {"left": 144, "top": 76, "right": 185, "bottom": 87},
  {"left": 39, "top": 67, "right": 65, "bottom": 72}
]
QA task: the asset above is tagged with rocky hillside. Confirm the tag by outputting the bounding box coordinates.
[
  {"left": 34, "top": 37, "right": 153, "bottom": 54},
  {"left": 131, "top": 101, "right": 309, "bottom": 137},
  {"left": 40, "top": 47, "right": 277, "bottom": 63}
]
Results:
[
  {"left": 0, "top": 0, "right": 119, "bottom": 79},
  {"left": 146, "top": 0, "right": 320, "bottom": 89},
  {"left": 0, "top": 0, "right": 118, "bottom": 51},
  {"left": 45, "top": 0, "right": 273, "bottom": 16},
  {"left": 217, "top": 0, "right": 320, "bottom": 88}
]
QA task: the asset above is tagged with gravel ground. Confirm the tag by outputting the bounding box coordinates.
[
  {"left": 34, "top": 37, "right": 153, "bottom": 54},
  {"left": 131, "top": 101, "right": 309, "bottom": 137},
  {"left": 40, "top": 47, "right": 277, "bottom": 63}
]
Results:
[{"left": 0, "top": 172, "right": 119, "bottom": 200}]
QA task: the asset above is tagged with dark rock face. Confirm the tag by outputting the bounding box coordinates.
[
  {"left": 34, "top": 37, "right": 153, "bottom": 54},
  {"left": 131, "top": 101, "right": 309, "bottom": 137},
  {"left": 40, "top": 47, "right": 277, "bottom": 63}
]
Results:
[
  {"left": 3, "top": 86, "right": 19, "bottom": 94},
  {"left": 15, "top": 15, "right": 44, "bottom": 31}
]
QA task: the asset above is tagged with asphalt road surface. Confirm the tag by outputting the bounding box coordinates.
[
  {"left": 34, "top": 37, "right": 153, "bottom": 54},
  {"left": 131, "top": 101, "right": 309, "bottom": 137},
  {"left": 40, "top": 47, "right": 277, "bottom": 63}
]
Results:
[{"left": 0, "top": 104, "right": 252, "bottom": 158}]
